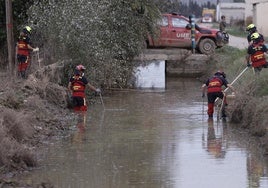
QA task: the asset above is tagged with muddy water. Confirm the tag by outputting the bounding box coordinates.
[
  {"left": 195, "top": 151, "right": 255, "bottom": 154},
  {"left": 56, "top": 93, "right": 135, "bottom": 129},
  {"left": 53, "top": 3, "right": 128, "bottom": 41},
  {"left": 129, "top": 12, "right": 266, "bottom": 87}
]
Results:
[{"left": 19, "top": 78, "right": 268, "bottom": 188}]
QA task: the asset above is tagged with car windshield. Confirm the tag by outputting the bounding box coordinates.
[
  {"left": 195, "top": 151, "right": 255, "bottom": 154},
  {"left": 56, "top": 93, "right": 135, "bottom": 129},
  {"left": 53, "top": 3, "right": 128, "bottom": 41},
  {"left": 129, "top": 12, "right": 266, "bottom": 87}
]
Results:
[
  {"left": 158, "top": 16, "right": 168, "bottom": 27},
  {"left": 171, "top": 17, "right": 188, "bottom": 28},
  {"left": 158, "top": 15, "right": 202, "bottom": 30},
  {"left": 204, "top": 14, "right": 212, "bottom": 17}
]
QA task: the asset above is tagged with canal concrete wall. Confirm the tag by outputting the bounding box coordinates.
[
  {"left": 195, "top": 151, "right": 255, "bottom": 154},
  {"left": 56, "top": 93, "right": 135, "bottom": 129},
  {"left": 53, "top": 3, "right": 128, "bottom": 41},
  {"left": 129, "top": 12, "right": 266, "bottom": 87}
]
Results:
[
  {"left": 133, "top": 49, "right": 210, "bottom": 88},
  {"left": 134, "top": 60, "right": 165, "bottom": 89}
]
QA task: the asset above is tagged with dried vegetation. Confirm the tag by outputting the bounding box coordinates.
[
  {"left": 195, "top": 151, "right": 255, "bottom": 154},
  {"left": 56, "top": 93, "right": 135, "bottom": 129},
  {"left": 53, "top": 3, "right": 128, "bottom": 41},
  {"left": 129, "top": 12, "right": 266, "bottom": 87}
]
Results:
[
  {"left": 204, "top": 46, "right": 268, "bottom": 155},
  {"left": 229, "top": 80, "right": 268, "bottom": 154},
  {"left": 0, "top": 63, "right": 73, "bottom": 177}
]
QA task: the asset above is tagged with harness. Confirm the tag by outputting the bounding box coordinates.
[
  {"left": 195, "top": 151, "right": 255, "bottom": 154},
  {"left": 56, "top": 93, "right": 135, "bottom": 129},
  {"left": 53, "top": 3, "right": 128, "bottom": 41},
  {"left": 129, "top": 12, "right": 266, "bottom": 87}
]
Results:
[
  {"left": 207, "top": 76, "right": 223, "bottom": 93},
  {"left": 71, "top": 76, "right": 86, "bottom": 97},
  {"left": 17, "top": 37, "right": 30, "bottom": 56},
  {"left": 250, "top": 43, "right": 266, "bottom": 68}
]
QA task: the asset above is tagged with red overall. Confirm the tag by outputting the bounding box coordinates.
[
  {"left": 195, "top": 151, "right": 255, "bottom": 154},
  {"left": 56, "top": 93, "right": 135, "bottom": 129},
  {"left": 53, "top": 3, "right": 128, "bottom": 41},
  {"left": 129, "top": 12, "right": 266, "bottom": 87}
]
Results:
[
  {"left": 17, "top": 37, "right": 30, "bottom": 73},
  {"left": 71, "top": 76, "right": 87, "bottom": 111},
  {"left": 250, "top": 44, "right": 266, "bottom": 68},
  {"left": 207, "top": 76, "right": 223, "bottom": 117}
]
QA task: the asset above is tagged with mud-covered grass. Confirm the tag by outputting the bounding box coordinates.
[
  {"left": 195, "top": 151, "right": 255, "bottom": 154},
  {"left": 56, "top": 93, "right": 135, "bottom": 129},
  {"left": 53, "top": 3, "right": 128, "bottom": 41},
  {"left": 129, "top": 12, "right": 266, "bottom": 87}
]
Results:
[
  {"left": 0, "top": 109, "right": 36, "bottom": 167},
  {"left": 214, "top": 46, "right": 268, "bottom": 154},
  {"left": 199, "top": 45, "right": 268, "bottom": 154},
  {"left": 0, "top": 65, "right": 75, "bottom": 186},
  {"left": 229, "top": 78, "right": 268, "bottom": 154}
]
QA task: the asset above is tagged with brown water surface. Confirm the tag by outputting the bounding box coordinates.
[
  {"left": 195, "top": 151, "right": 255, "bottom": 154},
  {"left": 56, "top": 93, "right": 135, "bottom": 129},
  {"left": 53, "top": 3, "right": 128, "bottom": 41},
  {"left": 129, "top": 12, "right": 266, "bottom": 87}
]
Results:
[{"left": 18, "top": 78, "right": 268, "bottom": 188}]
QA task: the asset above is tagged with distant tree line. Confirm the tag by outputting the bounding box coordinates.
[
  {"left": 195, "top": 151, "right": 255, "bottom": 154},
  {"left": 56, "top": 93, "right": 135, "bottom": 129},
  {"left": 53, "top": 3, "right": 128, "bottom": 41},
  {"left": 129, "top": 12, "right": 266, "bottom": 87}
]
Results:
[{"left": 154, "top": 0, "right": 216, "bottom": 18}]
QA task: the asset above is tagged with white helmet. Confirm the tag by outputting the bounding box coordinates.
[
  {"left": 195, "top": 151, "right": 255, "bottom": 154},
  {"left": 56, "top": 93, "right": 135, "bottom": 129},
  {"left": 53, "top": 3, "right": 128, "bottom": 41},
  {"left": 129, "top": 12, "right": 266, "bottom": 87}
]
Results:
[{"left": 76, "top": 64, "right": 86, "bottom": 71}]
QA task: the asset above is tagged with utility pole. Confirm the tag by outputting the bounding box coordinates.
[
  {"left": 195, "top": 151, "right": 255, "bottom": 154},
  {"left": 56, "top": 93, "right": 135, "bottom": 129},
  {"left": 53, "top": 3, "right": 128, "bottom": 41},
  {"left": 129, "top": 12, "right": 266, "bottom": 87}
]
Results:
[{"left": 5, "top": 0, "right": 15, "bottom": 76}]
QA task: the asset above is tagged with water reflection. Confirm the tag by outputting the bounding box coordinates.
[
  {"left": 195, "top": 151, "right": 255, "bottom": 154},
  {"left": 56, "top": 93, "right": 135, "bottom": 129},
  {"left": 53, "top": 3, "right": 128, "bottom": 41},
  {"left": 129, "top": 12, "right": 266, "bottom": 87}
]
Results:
[
  {"left": 205, "top": 119, "right": 226, "bottom": 158},
  {"left": 72, "top": 112, "right": 87, "bottom": 144},
  {"left": 247, "top": 145, "right": 268, "bottom": 187},
  {"left": 14, "top": 78, "right": 268, "bottom": 188},
  {"left": 71, "top": 112, "right": 87, "bottom": 163}
]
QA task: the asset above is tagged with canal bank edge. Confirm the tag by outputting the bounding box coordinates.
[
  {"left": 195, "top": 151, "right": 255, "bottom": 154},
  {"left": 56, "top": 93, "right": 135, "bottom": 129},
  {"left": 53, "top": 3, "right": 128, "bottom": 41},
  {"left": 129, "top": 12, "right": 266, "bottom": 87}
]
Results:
[{"left": 1, "top": 47, "right": 268, "bottom": 186}]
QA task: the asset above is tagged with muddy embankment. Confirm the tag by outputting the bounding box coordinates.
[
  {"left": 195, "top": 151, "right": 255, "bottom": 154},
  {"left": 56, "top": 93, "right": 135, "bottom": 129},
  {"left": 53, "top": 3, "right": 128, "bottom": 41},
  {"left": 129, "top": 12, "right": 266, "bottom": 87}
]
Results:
[
  {"left": 0, "top": 62, "right": 74, "bottom": 186},
  {"left": 1, "top": 48, "right": 268, "bottom": 186},
  {"left": 228, "top": 86, "right": 268, "bottom": 155}
]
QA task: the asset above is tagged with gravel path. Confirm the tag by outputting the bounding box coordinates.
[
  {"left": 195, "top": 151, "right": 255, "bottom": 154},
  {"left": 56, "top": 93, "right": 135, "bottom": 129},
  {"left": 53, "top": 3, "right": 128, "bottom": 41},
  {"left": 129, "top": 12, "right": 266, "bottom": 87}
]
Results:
[
  {"left": 228, "top": 34, "right": 248, "bottom": 50},
  {"left": 199, "top": 23, "right": 248, "bottom": 50}
]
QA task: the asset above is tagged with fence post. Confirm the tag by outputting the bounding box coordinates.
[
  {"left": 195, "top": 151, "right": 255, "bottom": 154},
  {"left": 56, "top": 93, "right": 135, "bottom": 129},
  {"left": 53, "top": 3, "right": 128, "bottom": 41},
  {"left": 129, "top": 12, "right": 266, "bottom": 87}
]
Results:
[{"left": 189, "top": 14, "right": 196, "bottom": 54}]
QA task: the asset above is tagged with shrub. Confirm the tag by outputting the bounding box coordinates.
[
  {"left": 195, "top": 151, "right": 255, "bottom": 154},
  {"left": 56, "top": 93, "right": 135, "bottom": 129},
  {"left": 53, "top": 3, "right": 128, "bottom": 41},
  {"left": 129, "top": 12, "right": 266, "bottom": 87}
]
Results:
[{"left": 27, "top": 0, "right": 161, "bottom": 88}]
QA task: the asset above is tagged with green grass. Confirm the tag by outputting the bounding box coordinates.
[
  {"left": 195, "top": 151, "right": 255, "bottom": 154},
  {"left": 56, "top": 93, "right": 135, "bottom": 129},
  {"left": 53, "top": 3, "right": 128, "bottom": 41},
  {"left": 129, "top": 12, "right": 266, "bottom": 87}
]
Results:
[
  {"left": 211, "top": 22, "right": 247, "bottom": 38},
  {"left": 226, "top": 26, "right": 268, "bottom": 42},
  {"left": 226, "top": 27, "right": 247, "bottom": 38},
  {"left": 215, "top": 45, "right": 268, "bottom": 97}
]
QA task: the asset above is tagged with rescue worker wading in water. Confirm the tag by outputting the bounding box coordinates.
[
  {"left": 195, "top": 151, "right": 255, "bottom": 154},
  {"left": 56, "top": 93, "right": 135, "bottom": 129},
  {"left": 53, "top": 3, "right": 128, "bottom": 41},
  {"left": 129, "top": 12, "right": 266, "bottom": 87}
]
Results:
[
  {"left": 202, "top": 71, "right": 235, "bottom": 119},
  {"left": 16, "top": 26, "right": 39, "bottom": 78},
  {"left": 246, "top": 32, "right": 268, "bottom": 74},
  {"left": 68, "top": 65, "right": 101, "bottom": 112}
]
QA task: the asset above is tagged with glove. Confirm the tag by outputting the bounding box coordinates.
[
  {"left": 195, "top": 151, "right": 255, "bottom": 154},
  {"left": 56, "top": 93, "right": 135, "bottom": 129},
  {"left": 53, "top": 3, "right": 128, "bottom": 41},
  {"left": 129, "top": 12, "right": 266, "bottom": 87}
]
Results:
[
  {"left": 33, "top": 47, "right": 39, "bottom": 52},
  {"left": 247, "top": 62, "right": 251, "bottom": 67},
  {"left": 96, "top": 88, "right": 101, "bottom": 93},
  {"left": 202, "top": 93, "right": 205, "bottom": 98}
]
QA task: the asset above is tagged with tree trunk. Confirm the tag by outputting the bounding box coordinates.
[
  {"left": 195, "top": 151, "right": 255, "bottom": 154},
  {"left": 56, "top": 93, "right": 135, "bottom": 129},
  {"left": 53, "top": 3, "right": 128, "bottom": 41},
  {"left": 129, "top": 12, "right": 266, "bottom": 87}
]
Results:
[{"left": 5, "top": 0, "right": 15, "bottom": 77}]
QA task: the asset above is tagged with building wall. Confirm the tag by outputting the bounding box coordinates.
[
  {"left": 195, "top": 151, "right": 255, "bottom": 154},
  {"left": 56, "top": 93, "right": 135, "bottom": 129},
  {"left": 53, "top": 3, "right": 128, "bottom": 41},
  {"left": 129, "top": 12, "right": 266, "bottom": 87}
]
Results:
[
  {"left": 245, "top": 0, "right": 268, "bottom": 37},
  {"left": 255, "top": 2, "right": 268, "bottom": 37},
  {"left": 245, "top": 0, "right": 253, "bottom": 20},
  {"left": 217, "top": 3, "right": 245, "bottom": 24},
  {"left": 216, "top": 1, "right": 268, "bottom": 37},
  {"left": 245, "top": 0, "right": 268, "bottom": 20}
]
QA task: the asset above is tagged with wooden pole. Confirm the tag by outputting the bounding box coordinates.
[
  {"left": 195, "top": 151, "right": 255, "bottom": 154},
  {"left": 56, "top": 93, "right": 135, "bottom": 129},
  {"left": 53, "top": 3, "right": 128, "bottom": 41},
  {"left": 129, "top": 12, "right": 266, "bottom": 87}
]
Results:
[{"left": 5, "top": 0, "right": 15, "bottom": 76}]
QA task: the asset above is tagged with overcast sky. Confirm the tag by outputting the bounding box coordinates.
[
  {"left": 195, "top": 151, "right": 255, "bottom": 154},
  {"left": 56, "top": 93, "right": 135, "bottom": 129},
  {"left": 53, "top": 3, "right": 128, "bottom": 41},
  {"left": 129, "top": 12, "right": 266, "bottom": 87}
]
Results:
[{"left": 180, "top": 0, "right": 233, "bottom": 5}]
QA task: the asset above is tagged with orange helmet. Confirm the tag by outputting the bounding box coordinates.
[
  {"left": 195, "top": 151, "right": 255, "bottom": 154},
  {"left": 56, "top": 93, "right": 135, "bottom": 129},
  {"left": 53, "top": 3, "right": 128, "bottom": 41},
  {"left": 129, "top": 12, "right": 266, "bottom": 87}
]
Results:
[{"left": 76, "top": 64, "right": 86, "bottom": 71}]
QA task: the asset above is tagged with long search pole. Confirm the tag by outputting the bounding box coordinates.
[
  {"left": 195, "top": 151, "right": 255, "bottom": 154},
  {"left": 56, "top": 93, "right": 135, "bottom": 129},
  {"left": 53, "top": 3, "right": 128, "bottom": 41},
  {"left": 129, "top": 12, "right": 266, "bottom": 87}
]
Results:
[
  {"left": 5, "top": 0, "right": 15, "bottom": 76},
  {"left": 216, "top": 66, "right": 249, "bottom": 117},
  {"left": 215, "top": 66, "right": 248, "bottom": 105},
  {"left": 223, "top": 66, "right": 249, "bottom": 92},
  {"left": 215, "top": 67, "right": 248, "bottom": 105},
  {"left": 99, "top": 93, "right": 105, "bottom": 109}
]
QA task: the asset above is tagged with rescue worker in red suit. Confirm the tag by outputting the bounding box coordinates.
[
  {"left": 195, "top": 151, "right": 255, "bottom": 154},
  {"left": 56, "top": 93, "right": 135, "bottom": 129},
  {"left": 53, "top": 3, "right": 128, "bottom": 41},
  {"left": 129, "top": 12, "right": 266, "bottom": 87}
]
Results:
[
  {"left": 246, "top": 32, "right": 268, "bottom": 73},
  {"left": 16, "top": 26, "right": 39, "bottom": 78},
  {"left": 68, "top": 65, "right": 101, "bottom": 111},
  {"left": 202, "top": 71, "right": 235, "bottom": 118},
  {"left": 246, "top": 24, "right": 264, "bottom": 45}
]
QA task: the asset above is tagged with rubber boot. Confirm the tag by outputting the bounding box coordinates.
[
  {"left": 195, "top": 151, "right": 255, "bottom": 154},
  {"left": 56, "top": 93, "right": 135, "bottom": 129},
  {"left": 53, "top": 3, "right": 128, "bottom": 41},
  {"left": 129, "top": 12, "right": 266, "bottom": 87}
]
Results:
[{"left": 208, "top": 103, "right": 214, "bottom": 118}]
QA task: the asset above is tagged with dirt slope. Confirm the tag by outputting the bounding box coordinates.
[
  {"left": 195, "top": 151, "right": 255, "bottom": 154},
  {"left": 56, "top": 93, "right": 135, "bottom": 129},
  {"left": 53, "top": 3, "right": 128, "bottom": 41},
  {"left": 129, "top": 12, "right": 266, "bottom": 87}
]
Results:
[{"left": 0, "top": 62, "right": 73, "bottom": 185}]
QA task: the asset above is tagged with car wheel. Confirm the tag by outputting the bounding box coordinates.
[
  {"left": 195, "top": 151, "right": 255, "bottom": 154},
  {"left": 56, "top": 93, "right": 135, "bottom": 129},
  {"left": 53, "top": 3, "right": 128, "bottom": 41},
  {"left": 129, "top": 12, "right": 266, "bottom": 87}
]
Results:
[{"left": 198, "top": 38, "right": 216, "bottom": 55}]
